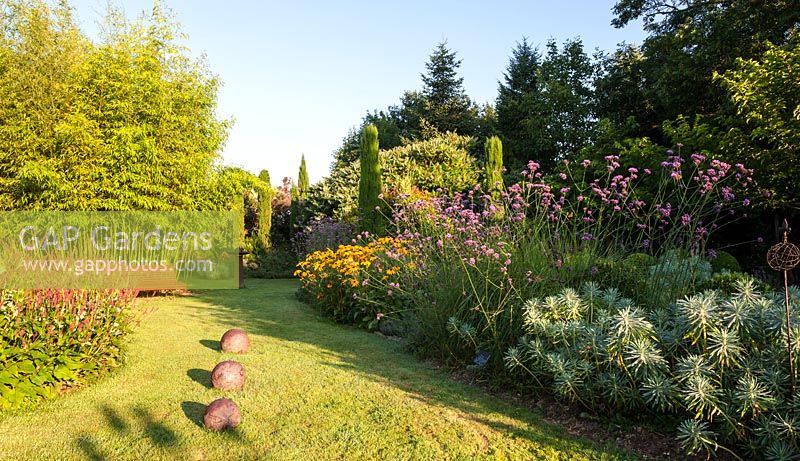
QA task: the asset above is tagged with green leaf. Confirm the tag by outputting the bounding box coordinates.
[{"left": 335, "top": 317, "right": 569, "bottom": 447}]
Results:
[
  {"left": 0, "top": 373, "right": 18, "bottom": 387},
  {"left": 59, "top": 356, "right": 83, "bottom": 370},
  {"left": 53, "top": 365, "right": 76, "bottom": 381},
  {"left": 16, "top": 360, "right": 36, "bottom": 375}
]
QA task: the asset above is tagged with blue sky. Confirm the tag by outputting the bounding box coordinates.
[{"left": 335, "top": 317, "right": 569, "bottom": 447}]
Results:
[{"left": 70, "top": 1, "right": 647, "bottom": 185}]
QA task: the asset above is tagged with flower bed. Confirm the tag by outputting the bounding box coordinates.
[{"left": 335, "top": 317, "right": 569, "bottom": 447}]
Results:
[
  {"left": 294, "top": 149, "right": 787, "bottom": 457},
  {"left": 295, "top": 236, "right": 408, "bottom": 329},
  {"left": 0, "top": 289, "right": 137, "bottom": 410}
]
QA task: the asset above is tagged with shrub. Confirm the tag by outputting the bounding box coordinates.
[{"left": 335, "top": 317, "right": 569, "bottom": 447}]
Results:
[
  {"left": 269, "top": 177, "right": 294, "bottom": 247},
  {"left": 297, "top": 155, "right": 310, "bottom": 200},
  {"left": 306, "top": 132, "right": 480, "bottom": 220},
  {"left": 710, "top": 250, "right": 741, "bottom": 273},
  {"left": 594, "top": 253, "right": 657, "bottom": 299},
  {"left": 505, "top": 280, "right": 800, "bottom": 458},
  {"left": 291, "top": 216, "right": 355, "bottom": 259},
  {"left": 0, "top": 1, "right": 230, "bottom": 212},
  {"left": 0, "top": 289, "right": 137, "bottom": 410},
  {"left": 396, "top": 132, "right": 479, "bottom": 193},
  {"left": 255, "top": 171, "right": 274, "bottom": 252},
  {"left": 258, "top": 170, "right": 271, "bottom": 187},
  {"left": 206, "top": 166, "right": 273, "bottom": 246},
  {"left": 645, "top": 250, "right": 713, "bottom": 307},
  {"left": 245, "top": 246, "right": 297, "bottom": 279}
]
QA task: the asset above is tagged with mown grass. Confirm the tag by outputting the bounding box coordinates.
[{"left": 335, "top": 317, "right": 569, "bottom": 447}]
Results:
[{"left": 0, "top": 279, "right": 636, "bottom": 460}]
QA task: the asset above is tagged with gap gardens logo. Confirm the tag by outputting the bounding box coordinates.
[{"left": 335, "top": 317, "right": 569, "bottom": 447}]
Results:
[{"left": 0, "top": 211, "right": 242, "bottom": 289}]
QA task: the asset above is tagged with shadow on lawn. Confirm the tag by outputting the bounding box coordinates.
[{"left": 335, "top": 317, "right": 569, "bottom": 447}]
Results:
[
  {"left": 132, "top": 406, "right": 178, "bottom": 448},
  {"left": 181, "top": 401, "right": 207, "bottom": 428},
  {"left": 187, "top": 368, "right": 213, "bottom": 389},
  {"left": 189, "top": 279, "right": 630, "bottom": 457},
  {"left": 76, "top": 434, "right": 104, "bottom": 461},
  {"left": 100, "top": 405, "right": 129, "bottom": 432},
  {"left": 77, "top": 405, "right": 181, "bottom": 459},
  {"left": 199, "top": 339, "right": 219, "bottom": 351}
]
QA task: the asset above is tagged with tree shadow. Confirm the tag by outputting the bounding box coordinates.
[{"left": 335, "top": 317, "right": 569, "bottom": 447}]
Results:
[
  {"left": 76, "top": 434, "right": 105, "bottom": 461},
  {"left": 199, "top": 339, "right": 219, "bottom": 351},
  {"left": 132, "top": 407, "right": 178, "bottom": 448},
  {"left": 187, "top": 368, "right": 212, "bottom": 389},
  {"left": 100, "top": 405, "right": 129, "bottom": 432},
  {"left": 181, "top": 401, "right": 207, "bottom": 428},
  {"left": 76, "top": 404, "right": 187, "bottom": 459}
]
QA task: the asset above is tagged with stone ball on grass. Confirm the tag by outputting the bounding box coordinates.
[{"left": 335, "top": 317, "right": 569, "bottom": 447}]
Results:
[
  {"left": 211, "top": 360, "right": 245, "bottom": 391},
  {"left": 220, "top": 328, "right": 250, "bottom": 353},
  {"left": 203, "top": 398, "right": 241, "bottom": 431}
]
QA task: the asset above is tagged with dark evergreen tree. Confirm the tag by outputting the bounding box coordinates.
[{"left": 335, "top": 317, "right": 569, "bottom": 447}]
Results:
[
  {"left": 496, "top": 38, "right": 595, "bottom": 170},
  {"left": 496, "top": 38, "right": 544, "bottom": 168},
  {"left": 331, "top": 110, "right": 404, "bottom": 172},
  {"left": 422, "top": 40, "right": 465, "bottom": 107},
  {"left": 475, "top": 103, "right": 498, "bottom": 157},
  {"left": 537, "top": 38, "right": 596, "bottom": 166},
  {"left": 593, "top": 44, "right": 650, "bottom": 137},
  {"left": 364, "top": 110, "right": 403, "bottom": 150},
  {"left": 331, "top": 127, "right": 361, "bottom": 172},
  {"left": 403, "top": 40, "right": 480, "bottom": 137},
  {"left": 395, "top": 90, "right": 427, "bottom": 139}
]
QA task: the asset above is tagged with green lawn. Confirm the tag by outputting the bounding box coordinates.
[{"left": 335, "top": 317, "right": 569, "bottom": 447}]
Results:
[{"left": 0, "top": 279, "right": 636, "bottom": 460}]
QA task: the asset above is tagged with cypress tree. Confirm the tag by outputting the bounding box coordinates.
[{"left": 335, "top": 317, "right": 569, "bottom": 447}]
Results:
[
  {"left": 258, "top": 169, "right": 271, "bottom": 187},
  {"left": 288, "top": 184, "right": 300, "bottom": 235},
  {"left": 297, "top": 155, "right": 309, "bottom": 200},
  {"left": 358, "top": 124, "right": 382, "bottom": 234},
  {"left": 484, "top": 136, "right": 504, "bottom": 203},
  {"left": 255, "top": 179, "right": 273, "bottom": 251}
]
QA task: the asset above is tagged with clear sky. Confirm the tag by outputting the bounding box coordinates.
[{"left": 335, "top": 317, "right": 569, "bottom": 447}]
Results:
[{"left": 70, "top": 1, "right": 646, "bottom": 186}]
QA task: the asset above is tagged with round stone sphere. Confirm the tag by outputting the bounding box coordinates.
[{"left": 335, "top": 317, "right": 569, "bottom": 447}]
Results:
[
  {"left": 211, "top": 360, "right": 245, "bottom": 391},
  {"left": 203, "top": 398, "right": 241, "bottom": 431},
  {"left": 220, "top": 329, "right": 250, "bottom": 354}
]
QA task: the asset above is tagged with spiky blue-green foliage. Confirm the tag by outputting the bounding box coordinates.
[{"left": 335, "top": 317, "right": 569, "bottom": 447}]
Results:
[
  {"left": 358, "top": 124, "right": 382, "bottom": 234},
  {"left": 504, "top": 279, "right": 800, "bottom": 459},
  {"left": 699, "top": 271, "right": 772, "bottom": 295}
]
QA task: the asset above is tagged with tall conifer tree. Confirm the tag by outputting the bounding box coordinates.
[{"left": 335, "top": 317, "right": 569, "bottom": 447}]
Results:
[
  {"left": 496, "top": 38, "right": 543, "bottom": 168},
  {"left": 297, "top": 155, "right": 309, "bottom": 200},
  {"left": 358, "top": 124, "right": 382, "bottom": 234}
]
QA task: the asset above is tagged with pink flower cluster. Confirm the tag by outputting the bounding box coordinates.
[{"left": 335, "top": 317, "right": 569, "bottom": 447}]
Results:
[{"left": 384, "top": 145, "right": 754, "bottom": 293}]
